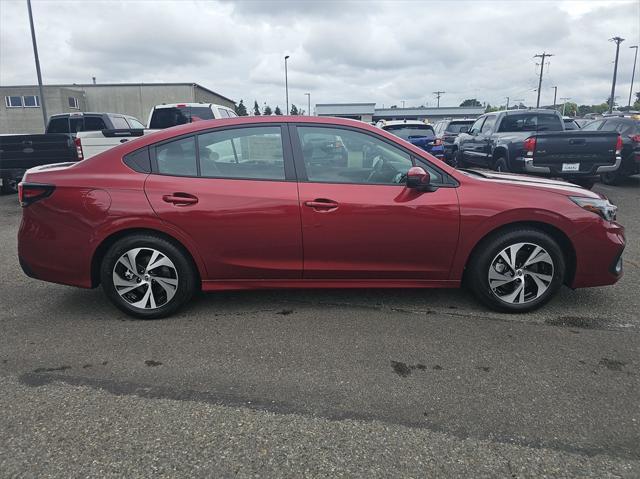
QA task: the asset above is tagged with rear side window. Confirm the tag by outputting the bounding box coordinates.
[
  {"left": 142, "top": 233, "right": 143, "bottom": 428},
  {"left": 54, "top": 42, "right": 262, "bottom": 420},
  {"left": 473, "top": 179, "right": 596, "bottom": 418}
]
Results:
[
  {"left": 156, "top": 137, "right": 198, "bottom": 176},
  {"left": 580, "top": 120, "right": 604, "bottom": 131},
  {"left": 123, "top": 148, "right": 151, "bottom": 173},
  {"left": 111, "top": 117, "right": 130, "bottom": 129},
  {"left": 149, "top": 107, "right": 215, "bottom": 129},
  {"left": 83, "top": 116, "right": 107, "bottom": 131},
  {"left": 47, "top": 118, "right": 69, "bottom": 133},
  {"left": 198, "top": 126, "right": 285, "bottom": 180}
]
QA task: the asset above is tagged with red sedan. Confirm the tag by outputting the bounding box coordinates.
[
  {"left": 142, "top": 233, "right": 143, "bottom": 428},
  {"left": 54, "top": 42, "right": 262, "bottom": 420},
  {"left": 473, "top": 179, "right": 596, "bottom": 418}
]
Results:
[{"left": 17, "top": 116, "right": 625, "bottom": 319}]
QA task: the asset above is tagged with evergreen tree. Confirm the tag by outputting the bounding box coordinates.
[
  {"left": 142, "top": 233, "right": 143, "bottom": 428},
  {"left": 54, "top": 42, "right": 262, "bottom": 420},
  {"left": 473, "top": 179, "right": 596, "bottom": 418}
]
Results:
[
  {"left": 253, "top": 101, "right": 261, "bottom": 116},
  {"left": 235, "top": 100, "right": 248, "bottom": 116},
  {"left": 274, "top": 106, "right": 283, "bottom": 115},
  {"left": 263, "top": 105, "right": 273, "bottom": 116},
  {"left": 290, "top": 104, "right": 299, "bottom": 115}
]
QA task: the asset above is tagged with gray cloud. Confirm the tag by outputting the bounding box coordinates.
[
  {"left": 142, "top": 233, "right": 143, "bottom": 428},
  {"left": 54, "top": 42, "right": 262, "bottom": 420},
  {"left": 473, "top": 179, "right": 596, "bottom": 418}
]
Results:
[{"left": 1, "top": 0, "right": 638, "bottom": 110}]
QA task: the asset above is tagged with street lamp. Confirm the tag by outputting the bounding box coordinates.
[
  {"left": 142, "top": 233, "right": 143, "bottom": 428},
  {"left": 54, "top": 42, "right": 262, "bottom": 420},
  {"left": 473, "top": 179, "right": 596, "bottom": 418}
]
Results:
[
  {"left": 304, "top": 93, "right": 311, "bottom": 116},
  {"left": 284, "top": 55, "right": 290, "bottom": 114},
  {"left": 629, "top": 46, "right": 638, "bottom": 108}
]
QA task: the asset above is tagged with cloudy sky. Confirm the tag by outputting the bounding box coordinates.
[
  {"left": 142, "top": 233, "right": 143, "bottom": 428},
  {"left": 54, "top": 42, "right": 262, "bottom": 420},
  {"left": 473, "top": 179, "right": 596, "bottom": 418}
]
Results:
[{"left": 1, "top": 0, "right": 639, "bottom": 110}]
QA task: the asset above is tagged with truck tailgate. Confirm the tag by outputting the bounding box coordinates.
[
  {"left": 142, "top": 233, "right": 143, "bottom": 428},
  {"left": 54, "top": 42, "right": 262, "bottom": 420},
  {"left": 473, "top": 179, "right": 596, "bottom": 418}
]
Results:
[
  {"left": 0, "top": 134, "right": 77, "bottom": 171},
  {"left": 77, "top": 129, "right": 146, "bottom": 159},
  {"left": 532, "top": 131, "right": 619, "bottom": 174}
]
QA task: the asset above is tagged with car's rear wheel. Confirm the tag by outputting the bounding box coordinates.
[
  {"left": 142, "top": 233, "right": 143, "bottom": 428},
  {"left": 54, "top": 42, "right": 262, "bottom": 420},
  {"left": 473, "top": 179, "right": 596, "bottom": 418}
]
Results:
[
  {"left": 600, "top": 170, "right": 624, "bottom": 185},
  {"left": 467, "top": 228, "right": 565, "bottom": 313},
  {"left": 455, "top": 149, "right": 467, "bottom": 168},
  {"left": 494, "top": 157, "right": 509, "bottom": 172},
  {"left": 100, "top": 234, "right": 197, "bottom": 319}
]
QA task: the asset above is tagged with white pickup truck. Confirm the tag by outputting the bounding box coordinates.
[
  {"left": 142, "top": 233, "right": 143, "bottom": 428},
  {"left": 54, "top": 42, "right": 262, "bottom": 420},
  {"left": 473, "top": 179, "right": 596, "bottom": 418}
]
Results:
[{"left": 76, "top": 103, "right": 238, "bottom": 159}]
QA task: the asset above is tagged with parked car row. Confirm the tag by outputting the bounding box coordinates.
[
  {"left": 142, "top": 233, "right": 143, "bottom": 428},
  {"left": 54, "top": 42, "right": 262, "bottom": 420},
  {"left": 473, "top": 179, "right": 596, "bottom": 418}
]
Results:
[{"left": 0, "top": 103, "right": 237, "bottom": 193}]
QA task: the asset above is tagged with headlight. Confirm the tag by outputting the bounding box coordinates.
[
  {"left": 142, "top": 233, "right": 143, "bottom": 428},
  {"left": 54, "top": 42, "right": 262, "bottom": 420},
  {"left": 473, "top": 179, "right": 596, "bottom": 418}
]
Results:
[{"left": 569, "top": 196, "right": 617, "bottom": 222}]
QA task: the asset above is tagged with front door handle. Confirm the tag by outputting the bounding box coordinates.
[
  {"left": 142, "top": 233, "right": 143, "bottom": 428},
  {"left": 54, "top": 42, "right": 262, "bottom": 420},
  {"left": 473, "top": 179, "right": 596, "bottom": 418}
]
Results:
[
  {"left": 304, "top": 199, "right": 339, "bottom": 211},
  {"left": 162, "top": 193, "right": 198, "bottom": 206}
]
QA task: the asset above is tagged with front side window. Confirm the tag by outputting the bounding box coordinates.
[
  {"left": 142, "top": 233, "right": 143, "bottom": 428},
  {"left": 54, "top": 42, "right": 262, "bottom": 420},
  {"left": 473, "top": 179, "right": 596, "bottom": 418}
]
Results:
[
  {"left": 5, "top": 96, "right": 23, "bottom": 108},
  {"left": 127, "top": 117, "right": 146, "bottom": 129},
  {"left": 68, "top": 97, "right": 79, "bottom": 109},
  {"left": 297, "top": 126, "right": 414, "bottom": 185},
  {"left": 481, "top": 115, "right": 496, "bottom": 133},
  {"left": 156, "top": 137, "right": 198, "bottom": 176},
  {"left": 23, "top": 95, "right": 40, "bottom": 107},
  {"left": 468, "top": 117, "right": 485, "bottom": 134},
  {"left": 111, "top": 116, "right": 130, "bottom": 129},
  {"left": 198, "top": 126, "right": 285, "bottom": 180},
  {"left": 447, "top": 121, "right": 473, "bottom": 133}
]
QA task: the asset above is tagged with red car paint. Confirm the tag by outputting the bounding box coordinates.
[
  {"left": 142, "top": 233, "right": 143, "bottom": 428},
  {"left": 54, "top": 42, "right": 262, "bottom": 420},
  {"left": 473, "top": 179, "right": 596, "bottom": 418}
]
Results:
[{"left": 18, "top": 116, "right": 624, "bottom": 294}]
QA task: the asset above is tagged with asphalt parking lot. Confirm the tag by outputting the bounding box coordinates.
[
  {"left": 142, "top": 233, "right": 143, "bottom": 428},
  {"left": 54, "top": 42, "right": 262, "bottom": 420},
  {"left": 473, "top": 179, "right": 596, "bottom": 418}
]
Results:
[{"left": 1, "top": 179, "right": 639, "bottom": 478}]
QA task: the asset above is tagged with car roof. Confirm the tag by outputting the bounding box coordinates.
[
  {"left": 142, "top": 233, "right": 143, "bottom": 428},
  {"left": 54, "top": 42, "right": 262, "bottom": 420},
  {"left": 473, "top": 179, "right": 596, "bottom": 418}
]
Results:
[
  {"left": 153, "top": 103, "right": 231, "bottom": 110},
  {"left": 379, "top": 120, "right": 432, "bottom": 127}
]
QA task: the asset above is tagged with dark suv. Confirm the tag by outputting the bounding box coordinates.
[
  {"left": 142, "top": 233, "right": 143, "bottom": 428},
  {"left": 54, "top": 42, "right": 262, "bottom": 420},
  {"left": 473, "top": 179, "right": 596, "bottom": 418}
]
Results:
[
  {"left": 433, "top": 119, "right": 475, "bottom": 164},
  {"left": 581, "top": 115, "right": 640, "bottom": 184}
]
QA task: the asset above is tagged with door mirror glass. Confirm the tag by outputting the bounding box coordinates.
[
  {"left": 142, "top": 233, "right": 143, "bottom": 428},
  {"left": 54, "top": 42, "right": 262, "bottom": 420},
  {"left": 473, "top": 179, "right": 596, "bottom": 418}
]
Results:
[{"left": 406, "top": 166, "right": 433, "bottom": 191}]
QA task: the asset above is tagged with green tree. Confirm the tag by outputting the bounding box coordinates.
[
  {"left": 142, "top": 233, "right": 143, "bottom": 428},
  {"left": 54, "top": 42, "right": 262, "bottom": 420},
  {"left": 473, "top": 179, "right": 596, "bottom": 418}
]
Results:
[
  {"left": 253, "top": 101, "right": 261, "bottom": 116},
  {"left": 235, "top": 99, "right": 248, "bottom": 116},
  {"left": 274, "top": 106, "right": 283, "bottom": 115},
  {"left": 460, "top": 99, "right": 482, "bottom": 107},
  {"left": 290, "top": 104, "right": 299, "bottom": 115},
  {"left": 562, "top": 102, "right": 578, "bottom": 117},
  {"left": 577, "top": 104, "right": 593, "bottom": 116},
  {"left": 263, "top": 105, "right": 272, "bottom": 116}
]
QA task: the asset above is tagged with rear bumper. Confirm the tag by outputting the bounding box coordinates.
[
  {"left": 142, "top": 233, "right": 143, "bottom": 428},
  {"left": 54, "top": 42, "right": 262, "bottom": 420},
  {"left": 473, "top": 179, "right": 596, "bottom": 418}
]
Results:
[
  {"left": 514, "top": 155, "right": 621, "bottom": 177},
  {"left": 570, "top": 220, "right": 625, "bottom": 288}
]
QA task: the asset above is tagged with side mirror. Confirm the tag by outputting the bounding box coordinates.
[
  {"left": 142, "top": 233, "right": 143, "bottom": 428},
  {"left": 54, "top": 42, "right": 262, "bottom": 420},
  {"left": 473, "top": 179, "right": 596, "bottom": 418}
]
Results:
[{"left": 406, "top": 166, "right": 436, "bottom": 191}]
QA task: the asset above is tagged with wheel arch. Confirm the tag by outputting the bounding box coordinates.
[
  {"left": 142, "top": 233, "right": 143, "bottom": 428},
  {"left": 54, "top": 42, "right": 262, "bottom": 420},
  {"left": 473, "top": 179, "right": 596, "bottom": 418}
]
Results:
[
  {"left": 462, "top": 221, "right": 576, "bottom": 287},
  {"left": 90, "top": 227, "right": 203, "bottom": 288}
]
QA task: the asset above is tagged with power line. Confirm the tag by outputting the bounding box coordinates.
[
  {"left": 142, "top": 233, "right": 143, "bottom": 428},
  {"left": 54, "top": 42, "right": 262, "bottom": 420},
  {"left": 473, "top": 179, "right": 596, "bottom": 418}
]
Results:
[
  {"left": 433, "top": 91, "right": 445, "bottom": 108},
  {"left": 533, "top": 52, "right": 554, "bottom": 108}
]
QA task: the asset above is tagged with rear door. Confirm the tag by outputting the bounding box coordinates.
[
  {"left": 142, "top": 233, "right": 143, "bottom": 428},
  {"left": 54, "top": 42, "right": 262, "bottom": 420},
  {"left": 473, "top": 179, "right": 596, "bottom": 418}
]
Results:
[
  {"left": 292, "top": 124, "right": 460, "bottom": 280},
  {"left": 459, "top": 116, "right": 485, "bottom": 165},
  {"left": 144, "top": 124, "right": 303, "bottom": 280}
]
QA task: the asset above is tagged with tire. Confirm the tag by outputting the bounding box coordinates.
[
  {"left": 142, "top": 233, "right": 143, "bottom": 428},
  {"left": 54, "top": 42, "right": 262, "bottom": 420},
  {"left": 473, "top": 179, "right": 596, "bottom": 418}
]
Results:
[
  {"left": 467, "top": 228, "right": 565, "bottom": 313},
  {"left": 600, "top": 170, "right": 625, "bottom": 186},
  {"left": 1, "top": 176, "right": 18, "bottom": 195},
  {"left": 100, "top": 234, "right": 197, "bottom": 319},
  {"left": 494, "top": 157, "right": 509, "bottom": 172},
  {"left": 455, "top": 148, "right": 467, "bottom": 168}
]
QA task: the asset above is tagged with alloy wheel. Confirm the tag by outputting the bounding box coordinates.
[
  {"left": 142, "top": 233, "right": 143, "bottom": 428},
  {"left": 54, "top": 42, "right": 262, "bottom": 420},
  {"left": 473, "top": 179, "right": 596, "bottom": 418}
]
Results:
[
  {"left": 112, "top": 247, "right": 179, "bottom": 309},
  {"left": 488, "top": 242, "right": 554, "bottom": 305}
]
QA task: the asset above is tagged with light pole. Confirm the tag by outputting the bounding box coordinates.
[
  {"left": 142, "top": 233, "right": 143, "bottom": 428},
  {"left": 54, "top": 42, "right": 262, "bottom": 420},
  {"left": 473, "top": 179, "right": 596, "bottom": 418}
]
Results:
[
  {"left": 629, "top": 45, "right": 638, "bottom": 108},
  {"left": 27, "top": 0, "right": 47, "bottom": 130},
  {"left": 284, "top": 55, "right": 290, "bottom": 114},
  {"left": 304, "top": 93, "right": 311, "bottom": 116},
  {"left": 552, "top": 86, "right": 557, "bottom": 109},
  {"left": 608, "top": 37, "right": 624, "bottom": 113}
]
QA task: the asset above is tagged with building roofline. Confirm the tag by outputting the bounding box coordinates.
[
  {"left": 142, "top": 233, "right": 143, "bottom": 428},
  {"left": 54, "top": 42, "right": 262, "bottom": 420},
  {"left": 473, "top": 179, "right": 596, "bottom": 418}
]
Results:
[
  {"left": 0, "top": 82, "right": 235, "bottom": 103},
  {"left": 316, "top": 103, "right": 376, "bottom": 106}
]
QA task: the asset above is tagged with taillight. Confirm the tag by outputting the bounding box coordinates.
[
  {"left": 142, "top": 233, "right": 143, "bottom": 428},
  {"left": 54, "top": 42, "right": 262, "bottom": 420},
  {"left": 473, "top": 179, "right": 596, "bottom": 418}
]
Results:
[
  {"left": 18, "top": 183, "right": 55, "bottom": 207},
  {"left": 74, "top": 137, "right": 84, "bottom": 160},
  {"left": 615, "top": 134, "right": 623, "bottom": 153},
  {"left": 629, "top": 134, "right": 640, "bottom": 143},
  {"left": 523, "top": 136, "right": 536, "bottom": 155}
]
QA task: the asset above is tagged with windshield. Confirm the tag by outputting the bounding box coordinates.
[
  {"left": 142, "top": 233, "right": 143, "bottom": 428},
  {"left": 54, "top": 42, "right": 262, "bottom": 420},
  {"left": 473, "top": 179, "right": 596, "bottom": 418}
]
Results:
[
  {"left": 149, "top": 106, "right": 215, "bottom": 129},
  {"left": 384, "top": 124, "right": 434, "bottom": 139}
]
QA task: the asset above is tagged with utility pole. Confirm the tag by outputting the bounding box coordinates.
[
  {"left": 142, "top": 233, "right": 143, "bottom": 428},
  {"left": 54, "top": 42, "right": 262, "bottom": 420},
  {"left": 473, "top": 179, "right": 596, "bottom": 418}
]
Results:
[
  {"left": 433, "top": 91, "right": 445, "bottom": 108},
  {"left": 629, "top": 45, "right": 638, "bottom": 108},
  {"left": 560, "top": 97, "right": 571, "bottom": 116},
  {"left": 534, "top": 52, "right": 553, "bottom": 108},
  {"left": 284, "top": 55, "right": 290, "bottom": 114},
  {"left": 608, "top": 37, "right": 624, "bottom": 113},
  {"left": 505, "top": 97, "right": 510, "bottom": 110},
  {"left": 552, "top": 86, "right": 558, "bottom": 109},
  {"left": 401, "top": 100, "right": 405, "bottom": 108},
  {"left": 304, "top": 92, "right": 311, "bottom": 116},
  {"left": 27, "top": 0, "right": 47, "bottom": 129}
]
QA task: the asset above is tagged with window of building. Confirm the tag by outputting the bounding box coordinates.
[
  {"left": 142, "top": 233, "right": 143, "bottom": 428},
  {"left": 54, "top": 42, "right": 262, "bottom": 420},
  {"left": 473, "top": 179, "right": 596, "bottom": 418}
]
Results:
[
  {"left": 5, "top": 96, "right": 23, "bottom": 108},
  {"left": 22, "top": 95, "right": 40, "bottom": 108},
  {"left": 68, "top": 97, "right": 80, "bottom": 109}
]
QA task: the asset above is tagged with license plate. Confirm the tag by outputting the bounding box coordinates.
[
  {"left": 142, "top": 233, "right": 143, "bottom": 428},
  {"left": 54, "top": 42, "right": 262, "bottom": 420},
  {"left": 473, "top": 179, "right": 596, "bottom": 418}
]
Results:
[{"left": 562, "top": 163, "right": 580, "bottom": 172}]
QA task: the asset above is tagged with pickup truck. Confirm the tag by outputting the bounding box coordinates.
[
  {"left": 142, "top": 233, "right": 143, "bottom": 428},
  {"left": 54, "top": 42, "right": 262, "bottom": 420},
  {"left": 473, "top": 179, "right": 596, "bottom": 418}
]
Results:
[
  {"left": 454, "top": 109, "right": 622, "bottom": 188},
  {"left": 0, "top": 112, "right": 145, "bottom": 193}
]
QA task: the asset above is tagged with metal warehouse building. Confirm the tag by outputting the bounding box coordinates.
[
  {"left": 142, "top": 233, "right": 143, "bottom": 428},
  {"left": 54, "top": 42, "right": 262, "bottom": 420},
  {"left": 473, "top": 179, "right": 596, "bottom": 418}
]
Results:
[
  {"left": 0, "top": 82, "right": 235, "bottom": 134},
  {"left": 315, "top": 103, "right": 485, "bottom": 123}
]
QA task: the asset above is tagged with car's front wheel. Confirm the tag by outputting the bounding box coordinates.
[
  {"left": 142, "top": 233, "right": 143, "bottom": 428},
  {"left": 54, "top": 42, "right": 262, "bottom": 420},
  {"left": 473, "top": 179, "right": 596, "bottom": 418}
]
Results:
[
  {"left": 100, "top": 234, "right": 197, "bottom": 319},
  {"left": 467, "top": 228, "right": 565, "bottom": 313}
]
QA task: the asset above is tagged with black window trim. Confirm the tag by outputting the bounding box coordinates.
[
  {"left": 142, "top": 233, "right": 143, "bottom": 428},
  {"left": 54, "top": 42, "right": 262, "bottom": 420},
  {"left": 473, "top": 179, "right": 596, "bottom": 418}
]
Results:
[
  {"left": 288, "top": 123, "right": 458, "bottom": 188},
  {"left": 149, "top": 123, "right": 296, "bottom": 182}
]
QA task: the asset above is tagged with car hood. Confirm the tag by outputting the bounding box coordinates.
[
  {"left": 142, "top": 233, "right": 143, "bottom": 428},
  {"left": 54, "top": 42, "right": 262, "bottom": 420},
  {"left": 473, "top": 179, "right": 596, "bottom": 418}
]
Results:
[{"left": 460, "top": 169, "right": 602, "bottom": 199}]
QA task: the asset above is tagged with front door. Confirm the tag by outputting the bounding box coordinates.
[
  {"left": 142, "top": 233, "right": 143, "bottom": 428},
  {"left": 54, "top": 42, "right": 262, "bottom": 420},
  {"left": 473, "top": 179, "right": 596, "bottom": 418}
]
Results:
[
  {"left": 144, "top": 125, "right": 303, "bottom": 280},
  {"left": 292, "top": 125, "right": 460, "bottom": 280}
]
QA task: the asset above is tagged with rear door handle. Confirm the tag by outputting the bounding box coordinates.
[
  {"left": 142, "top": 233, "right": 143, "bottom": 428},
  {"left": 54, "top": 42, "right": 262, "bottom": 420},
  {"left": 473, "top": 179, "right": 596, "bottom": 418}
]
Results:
[
  {"left": 304, "top": 199, "right": 339, "bottom": 211},
  {"left": 162, "top": 193, "right": 198, "bottom": 206}
]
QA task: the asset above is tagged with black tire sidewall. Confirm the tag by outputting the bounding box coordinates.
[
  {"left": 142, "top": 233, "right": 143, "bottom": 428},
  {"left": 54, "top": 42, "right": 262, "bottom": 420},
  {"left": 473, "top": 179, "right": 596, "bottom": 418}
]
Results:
[
  {"left": 494, "top": 157, "right": 508, "bottom": 172},
  {"left": 100, "top": 234, "right": 196, "bottom": 319},
  {"left": 468, "top": 229, "right": 565, "bottom": 313}
]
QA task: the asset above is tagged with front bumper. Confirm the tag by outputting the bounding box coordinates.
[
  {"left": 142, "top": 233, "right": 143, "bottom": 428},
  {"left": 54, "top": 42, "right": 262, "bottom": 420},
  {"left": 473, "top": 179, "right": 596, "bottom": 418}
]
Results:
[{"left": 571, "top": 220, "right": 625, "bottom": 288}]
